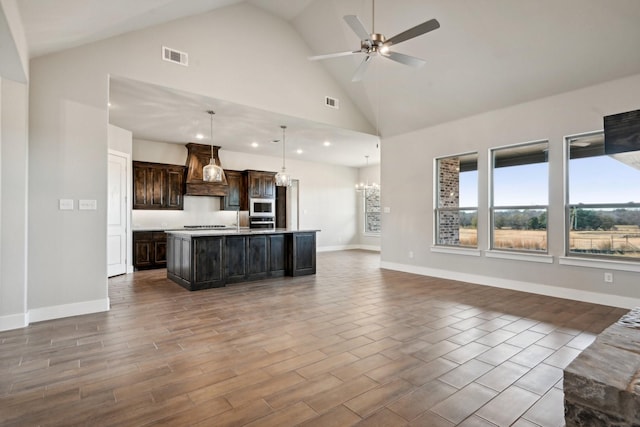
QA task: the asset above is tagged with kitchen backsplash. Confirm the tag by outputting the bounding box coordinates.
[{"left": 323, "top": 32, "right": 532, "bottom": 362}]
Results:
[{"left": 132, "top": 196, "right": 247, "bottom": 229}]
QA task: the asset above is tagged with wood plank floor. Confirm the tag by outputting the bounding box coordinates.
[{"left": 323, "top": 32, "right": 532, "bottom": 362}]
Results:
[{"left": 0, "top": 250, "right": 626, "bottom": 426}]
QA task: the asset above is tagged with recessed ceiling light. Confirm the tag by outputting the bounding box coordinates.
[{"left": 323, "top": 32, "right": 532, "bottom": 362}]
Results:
[
  {"left": 323, "top": 141, "right": 331, "bottom": 147},
  {"left": 251, "top": 142, "right": 259, "bottom": 148},
  {"left": 296, "top": 149, "right": 303, "bottom": 154},
  {"left": 195, "top": 133, "right": 204, "bottom": 140}
]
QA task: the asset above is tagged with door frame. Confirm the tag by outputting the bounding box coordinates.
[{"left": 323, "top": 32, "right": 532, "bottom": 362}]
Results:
[{"left": 108, "top": 149, "right": 133, "bottom": 275}]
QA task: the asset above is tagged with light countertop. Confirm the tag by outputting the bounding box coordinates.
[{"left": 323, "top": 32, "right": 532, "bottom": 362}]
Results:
[{"left": 164, "top": 228, "right": 319, "bottom": 237}]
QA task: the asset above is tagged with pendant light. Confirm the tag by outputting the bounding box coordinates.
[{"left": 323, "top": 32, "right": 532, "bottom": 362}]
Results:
[
  {"left": 202, "top": 110, "right": 225, "bottom": 182},
  {"left": 355, "top": 155, "right": 378, "bottom": 191},
  {"left": 275, "top": 125, "right": 292, "bottom": 187}
]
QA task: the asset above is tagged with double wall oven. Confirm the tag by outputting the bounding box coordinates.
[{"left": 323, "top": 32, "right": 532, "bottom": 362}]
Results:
[{"left": 249, "top": 198, "right": 275, "bottom": 229}]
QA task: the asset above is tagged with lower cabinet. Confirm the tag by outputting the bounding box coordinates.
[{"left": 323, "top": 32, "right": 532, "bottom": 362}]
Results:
[
  {"left": 291, "top": 232, "right": 316, "bottom": 276},
  {"left": 166, "top": 231, "right": 316, "bottom": 291},
  {"left": 133, "top": 231, "right": 167, "bottom": 270}
]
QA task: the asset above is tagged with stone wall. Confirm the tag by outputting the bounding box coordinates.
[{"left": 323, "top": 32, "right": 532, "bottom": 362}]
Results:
[{"left": 564, "top": 308, "right": 640, "bottom": 427}]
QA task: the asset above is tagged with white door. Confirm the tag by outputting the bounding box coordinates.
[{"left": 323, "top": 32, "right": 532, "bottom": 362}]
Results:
[{"left": 107, "top": 152, "right": 128, "bottom": 277}]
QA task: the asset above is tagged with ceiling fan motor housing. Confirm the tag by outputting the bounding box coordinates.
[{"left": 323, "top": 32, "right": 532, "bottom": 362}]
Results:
[{"left": 361, "top": 33, "right": 386, "bottom": 54}]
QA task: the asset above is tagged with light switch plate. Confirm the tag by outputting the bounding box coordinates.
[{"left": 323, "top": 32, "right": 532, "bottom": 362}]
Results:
[
  {"left": 79, "top": 199, "right": 97, "bottom": 210},
  {"left": 59, "top": 199, "right": 74, "bottom": 210}
]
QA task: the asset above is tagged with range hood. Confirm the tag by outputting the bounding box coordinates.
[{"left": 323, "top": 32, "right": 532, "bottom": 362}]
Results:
[{"left": 185, "top": 143, "right": 229, "bottom": 196}]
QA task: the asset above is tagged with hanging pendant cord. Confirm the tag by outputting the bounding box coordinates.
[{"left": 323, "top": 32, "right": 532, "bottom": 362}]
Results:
[
  {"left": 372, "top": 0, "right": 375, "bottom": 33},
  {"left": 281, "top": 125, "right": 287, "bottom": 170},
  {"left": 207, "top": 110, "right": 215, "bottom": 163}
]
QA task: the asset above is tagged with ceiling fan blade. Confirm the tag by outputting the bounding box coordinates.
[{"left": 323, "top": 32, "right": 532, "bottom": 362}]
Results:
[
  {"left": 382, "top": 51, "right": 426, "bottom": 68},
  {"left": 352, "top": 56, "right": 372, "bottom": 82},
  {"left": 309, "top": 50, "right": 360, "bottom": 61},
  {"left": 344, "top": 15, "right": 371, "bottom": 41},
  {"left": 385, "top": 18, "right": 440, "bottom": 47}
]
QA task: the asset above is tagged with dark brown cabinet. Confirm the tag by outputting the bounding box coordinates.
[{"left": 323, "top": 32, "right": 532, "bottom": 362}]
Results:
[
  {"left": 133, "top": 161, "right": 185, "bottom": 210},
  {"left": 166, "top": 230, "right": 317, "bottom": 291},
  {"left": 248, "top": 170, "right": 276, "bottom": 199},
  {"left": 220, "top": 169, "right": 248, "bottom": 211},
  {"left": 133, "top": 231, "right": 167, "bottom": 270}
]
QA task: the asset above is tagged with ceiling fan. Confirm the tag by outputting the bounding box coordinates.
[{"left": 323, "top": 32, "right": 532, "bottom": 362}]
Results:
[{"left": 308, "top": 0, "right": 440, "bottom": 82}]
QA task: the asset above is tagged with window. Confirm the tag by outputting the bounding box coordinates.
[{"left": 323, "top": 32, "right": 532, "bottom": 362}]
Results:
[
  {"left": 566, "top": 131, "right": 640, "bottom": 260},
  {"left": 364, "top": 185, "right": 381, "bottom": 234},
  {"left": 435, "top": 153, "right": 478, "bottom": 247},
  {"left": 491, "top": 140, "right": 549, "bottom": 252}
]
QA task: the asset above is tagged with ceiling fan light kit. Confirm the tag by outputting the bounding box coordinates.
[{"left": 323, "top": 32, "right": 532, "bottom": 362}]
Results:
[{"left": 309, "top": 0, "right": 440, "bottom": 82}]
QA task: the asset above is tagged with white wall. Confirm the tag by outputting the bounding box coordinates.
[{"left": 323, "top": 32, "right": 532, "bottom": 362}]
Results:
[
  {"left": 381, "top": 73, "right": 640, "bottom": 309},
  {"left": 0, "top": 0, "right": 29, "bottom": 331},
  {"left": 131, "top": 139, "right": 359, "bottom": 249},
  {"left": 0, "top": 78, "right": 29, "bottom": 330}
]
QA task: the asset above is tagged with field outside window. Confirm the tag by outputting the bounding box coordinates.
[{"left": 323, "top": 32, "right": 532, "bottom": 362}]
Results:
[
  {"left": 566, "top": 131, "right": 640, "bottom": 260},
  {"left": 491, "top": 140, "right": 549, "bottom": 252}
]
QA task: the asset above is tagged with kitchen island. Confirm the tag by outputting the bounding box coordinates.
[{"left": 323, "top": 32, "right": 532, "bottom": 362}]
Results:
[{"left": 165, "top": 229, "right": 318, "bottom": 291}]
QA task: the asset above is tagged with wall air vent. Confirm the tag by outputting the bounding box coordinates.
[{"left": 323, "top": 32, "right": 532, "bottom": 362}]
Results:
[
  {"left": 162, "top": 46, "right": 188, "bottom": 66},
  {"left": 325, "top": 96, "right": 339, "bottom": 109}
]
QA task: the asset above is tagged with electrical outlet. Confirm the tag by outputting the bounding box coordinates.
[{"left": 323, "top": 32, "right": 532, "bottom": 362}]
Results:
[
  {"left": 409, "top": 251, "right": 414, "bottom": 259},
  {"left": 604, "top": 272, "right": 613, "bottom": 283}
]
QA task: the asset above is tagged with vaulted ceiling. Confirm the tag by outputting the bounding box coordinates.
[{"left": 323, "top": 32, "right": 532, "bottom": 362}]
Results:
[{"left": 16, "top": 0, "right": 640, "bottom": 165}]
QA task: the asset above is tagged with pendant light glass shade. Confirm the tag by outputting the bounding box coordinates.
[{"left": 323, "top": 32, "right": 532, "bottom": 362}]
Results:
[
  {"left": 203, "top": 110, "right": 225, "bottom": 183},
  {"left": 275, "top": 125, "right": 292, "bottom": 187}
]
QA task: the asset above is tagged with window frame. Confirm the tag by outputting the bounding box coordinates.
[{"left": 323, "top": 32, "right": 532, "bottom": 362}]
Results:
[
  {"left": 564, "top": 130, "right": 640, "bottom": 262},
  {"left": 489, "top": 139, "right": 550, "bottom": 254},
  {"left": 433, "top": 151, "right": 479, "bottom": 249},
  {"left": 363, "top": 185, "right": 381, "bottom": 236}
]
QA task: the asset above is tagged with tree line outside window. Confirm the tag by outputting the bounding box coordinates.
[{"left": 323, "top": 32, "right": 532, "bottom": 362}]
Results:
[{"left": 434, "top": 131, "right": 640, "bottom": 261}]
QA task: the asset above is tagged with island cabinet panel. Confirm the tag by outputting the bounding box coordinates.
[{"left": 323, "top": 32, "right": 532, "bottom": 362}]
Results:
[
  {"left": 291, "top": 232, "right": 316, "bottom": 276},
  {"left": 166, "top": 231, "right": 317, "bottom": 290},
  {"left": 268, "top": 234, "right": 287, "bottom": 277},
  {"left": 192, "top": 237, "right": 224, "bottom": 290},
  {"left": 247, "top": 235, "right": 269, "bottom": 281},
  {"left": 225, "top": 236, "right": 247, "bottom": 283},
  {"left": 167, "top": 234, "right": 192, "bottom": 289}
]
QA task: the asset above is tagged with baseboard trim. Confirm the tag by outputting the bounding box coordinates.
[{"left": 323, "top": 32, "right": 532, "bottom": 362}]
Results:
[
  {"left": 318, "top": 244, "right": 381, "bottom": 253},
  {"left": 0, "top": 312, "right": 29, "bottom": 331},
  {"left": 29, "top": 298, "right": 110, "bottom": 323},
  {"left": 380, "top": 261, "right": 640, "bottom": 309},
  {"left": 318, "top": 244, "right": 360, "bottom": 252}
]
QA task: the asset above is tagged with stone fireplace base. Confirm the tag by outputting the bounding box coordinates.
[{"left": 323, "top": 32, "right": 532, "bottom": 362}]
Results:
[{"left": 564, "top": 307, "right": 640, "bottom": 426}]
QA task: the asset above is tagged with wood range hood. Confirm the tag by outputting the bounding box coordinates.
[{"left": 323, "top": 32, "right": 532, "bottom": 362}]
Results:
[{"left": 184, "top": 143, "right": 229, "bottom": 196}]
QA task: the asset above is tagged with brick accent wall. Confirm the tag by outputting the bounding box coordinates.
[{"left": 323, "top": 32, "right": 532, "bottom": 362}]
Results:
[{"left": 438, "top": 158, "right": 460, "bottom": 245}]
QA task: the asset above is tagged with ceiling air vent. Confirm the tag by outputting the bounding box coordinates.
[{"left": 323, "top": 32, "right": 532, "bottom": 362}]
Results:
[
  {"left": 162, "top": 46, "right": 188, "bottom": 66},
  {"left": 325, "top": 96, "right": 339, "bottom": 109}
]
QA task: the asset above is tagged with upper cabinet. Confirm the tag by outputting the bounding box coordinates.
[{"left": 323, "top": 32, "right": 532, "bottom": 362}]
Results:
[
  {"left": 133, "top": 161, "right": 185, "bottom": 210},
  {"left": 248, "top": 170, "right": 276, "bottom": 199},
  {"left": 220, "top": 170, "right": 248, "bottom": 211}
]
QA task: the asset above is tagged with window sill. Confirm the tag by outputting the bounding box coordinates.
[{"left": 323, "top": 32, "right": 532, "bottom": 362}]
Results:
[
  {"left": 363, "top": 233, "right": 381, "bottom": 238},
  {"left": 485, "top": 250, "right": 553, "bottom": 264},
  {"left": 559, "top": 256, "right": 640, "bottom": 272},
  {"left": 431, "top": 246, "right": 481, "bottom": 257}
]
